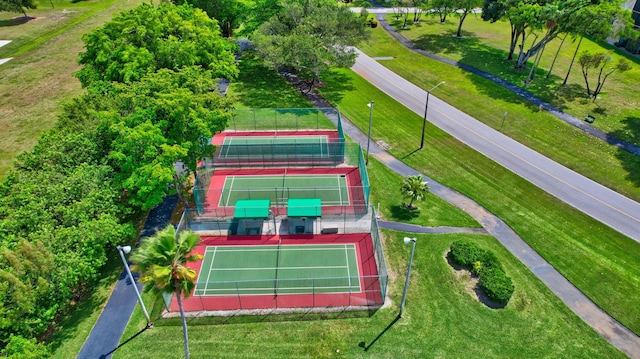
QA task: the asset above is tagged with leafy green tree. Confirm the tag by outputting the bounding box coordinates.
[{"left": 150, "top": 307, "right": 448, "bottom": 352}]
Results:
[
  {"left": 578, "top": 52, "right": 631, "bottom": 101},
  {"left": 0, "top": 241, "right": 53, "bottom": 344},
  {"left": 0, "top": 0, "right": 37, "bottom": 18},
  {"left": 92, "top": 67, "right": 232, "bottom": 210},
  {"left": 238, "top": 0, "right": 282, "bottom": 35},
  {"left": 431, "top": 0, "right": 455, "bottom": 23},
  {"left": 1, "top": 334, "right": 49, "bottom": 359},
  {"left": 453, "top": 0, "right": 481, "bottom": 37},
  {"left": 76, "top": 3, "right": 238, "bottom": 87},
  {"left": 253, "top": 0, "right": 368, "bottom": 85},
  {"left": 175, "top": 0, "right": 250, "bottom": 37},
  {"left": 132, "top": 225, "right": 202, "bottom": 359},
  {"left": 400, "top": 175, "right": 430, "bottom": 209},
  {"left": 483, "top": 0, "right": 632, "bottom": 68},
  {"left": 411, "top": 0, "right": 428, "bottom": 22}
]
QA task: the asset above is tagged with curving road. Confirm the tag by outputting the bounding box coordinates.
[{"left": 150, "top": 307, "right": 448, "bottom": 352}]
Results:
[{"left": 351, "top": 48, "right": 640, "bottom": 242}]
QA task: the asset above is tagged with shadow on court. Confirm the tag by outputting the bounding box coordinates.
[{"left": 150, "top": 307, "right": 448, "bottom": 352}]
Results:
[
  {"left": 358, "top": 314, "right": 401, "bottom": 351},
  {"left": 178, "top": 307, "right": 378, "bottom": 327}
]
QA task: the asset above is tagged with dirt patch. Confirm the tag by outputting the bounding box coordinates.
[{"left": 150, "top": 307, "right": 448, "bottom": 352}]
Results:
[{"left": 445, "top": 250, "right": 506, "bottom": 309}]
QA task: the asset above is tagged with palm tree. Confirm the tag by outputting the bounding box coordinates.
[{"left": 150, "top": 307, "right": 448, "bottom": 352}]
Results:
[
  {"left": 400, "top": 175, "right": 429, "bottom": 209},
  {"left": 131, "top": 225, "right": 202, "bottom": 359}
]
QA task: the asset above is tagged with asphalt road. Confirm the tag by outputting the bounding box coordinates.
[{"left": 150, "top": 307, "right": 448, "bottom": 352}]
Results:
[{"left": 351, "top": 48, "right": 640, "bottom": 243}]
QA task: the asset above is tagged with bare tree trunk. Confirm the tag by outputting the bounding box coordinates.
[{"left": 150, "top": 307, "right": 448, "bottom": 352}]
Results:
[
  {"left": 546, "top": 34, "right": 566, "bottom": 78},
  {"left": 563, "top": 36, "right": 582, "bottom": 85},
  {"left": 173, "top": 173, "right": 190, "bottom": 209},
  {"left": 592, "top": 68, "right": 616, "bottom": 101},
  {"left": 456, "top": 11, "right": 468, "bottom": 37},
  {"left": 525, "top": 42, "right": 546, "bottom": 84}
]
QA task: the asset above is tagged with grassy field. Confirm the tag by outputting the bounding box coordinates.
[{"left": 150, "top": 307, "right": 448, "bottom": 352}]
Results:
[
  {"left": 315, "top": 66, "right": 640, "bottom": 335},
  {"left": 387, "top": 14, "right": 640, "bottom": 146},
  {"left": 116, "top": 230, "right": 624, "bottom": 358},
  {"left": 357, "top": 25, "right": 640, "bottom": 203},
  {"left": 0, "top": 0, "right": 145, "bottom": 178}
]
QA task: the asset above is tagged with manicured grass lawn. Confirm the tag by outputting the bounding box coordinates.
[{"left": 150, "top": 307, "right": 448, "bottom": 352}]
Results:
[
  {"left": 386, "top": 14, "right": 640, "bottom": 146},
  {"left": 0, "top": 0, "right": 145, "bottom": 178},
  {"left": 367, "top": 151, "right": 480, "bottom": 228},
  {"left": 315, "top": 66, "right": 640, "bottom": 335},
  {"left": 116, "top": 231, "right": 624, "bottom": 358},
  {"left": 358, "top": 25, "right": 640, "bottom": 203},
  {"left": 226, "top": 50, "right": 314, "bottom": 109}
]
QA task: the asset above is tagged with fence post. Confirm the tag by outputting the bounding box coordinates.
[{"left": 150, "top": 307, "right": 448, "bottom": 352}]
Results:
[{"left": 252, "top": 109, "right": 256, "bottom": 131}]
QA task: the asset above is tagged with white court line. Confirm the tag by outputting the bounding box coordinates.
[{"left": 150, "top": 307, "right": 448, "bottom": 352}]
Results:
[
  {"left": 203, "top": 285, "right": 357, "bottom": 293},
  {"left": 223, "top": 176, "right": 236, "bottom": 207},
  {"left": 212, "top": 265, "right": 348, "bottom": 271},
  {"left": 214, "top": 246, "right": 348, "bottom": 253},
  {"left": 345, "top": 244, "right": 352, "bottom": 288}
]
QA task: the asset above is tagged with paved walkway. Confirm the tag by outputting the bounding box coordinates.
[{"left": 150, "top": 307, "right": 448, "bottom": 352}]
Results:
[
  {"left": 77, "top": 196, "right": 178, "bottom": 359},
  {"left": 284, "top": 73, "right": 640, "bottom": 358},
  {"left": 0, "top": 40, "right": 13, "bottom": 66}
]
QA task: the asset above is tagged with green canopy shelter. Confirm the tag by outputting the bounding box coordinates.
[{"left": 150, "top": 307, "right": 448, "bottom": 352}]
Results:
[
  {"left": 287, "top": 198, "right": 322, "bottom": 217},
  {"left": 234, "top": 199, "right": 271, "bottom": 219}
]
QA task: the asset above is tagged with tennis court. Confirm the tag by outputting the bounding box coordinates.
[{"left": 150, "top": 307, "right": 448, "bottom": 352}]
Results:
[
  {"left": 220, "top": 174, "right": 350, "bottom": 207},
  {"left": 219, "top": 135, "right": 329, "bottom": 159},
  {"left": 194, "top": 244, "right": 361, "bottom": 296}
]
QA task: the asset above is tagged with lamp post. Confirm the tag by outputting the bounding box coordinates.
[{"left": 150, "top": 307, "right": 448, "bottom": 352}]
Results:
[
  {"left": 420, "top": 81, "right": 445, "bottom": 149},
  {"left": 116, "top": 245, "right": 152, "bottom": 327},
  {"left": 399, "top": 237, "right": 417, "bottom": 318},
  {"left": 366, "top": 101, "right": 374, "bottom": 164}
]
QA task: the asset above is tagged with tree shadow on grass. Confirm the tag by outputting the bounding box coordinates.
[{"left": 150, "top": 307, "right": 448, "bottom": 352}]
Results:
[
  {"left": 389, "top": 204, "right": 420, "bottom": 221},
  {"left": 0, "top": 16, "right": 35, "bottom": 27},
  {"left": 612, "top": 116, "right": 640, "bottom": 188},
  {"left": 232, "top": 51, "right": 313, "bottom": 108},
  {"left": 315, "top": 70, "right": 356, "bottom": 106}
]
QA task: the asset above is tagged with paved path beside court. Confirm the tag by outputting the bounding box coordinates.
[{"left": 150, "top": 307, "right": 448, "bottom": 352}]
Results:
[
  {"left": 285, "top": 73, "right": 640, "bottom": 358},
  {"left": 77, "top": 196, "right": 178, "bottom": 359}
]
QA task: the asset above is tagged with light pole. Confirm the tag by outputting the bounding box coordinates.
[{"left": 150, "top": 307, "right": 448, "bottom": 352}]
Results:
[
  {"left": 116, "top": 245, "right": 152, "bottom": 327},
  {"left": 399, "top": 237, "right": 417, "bottom": 318},
  {"left": 420, "top": 81, "right": 445, "bottom": 149},
  {"left": 366, "top": 101, "right": 374, "bottom": 164}
]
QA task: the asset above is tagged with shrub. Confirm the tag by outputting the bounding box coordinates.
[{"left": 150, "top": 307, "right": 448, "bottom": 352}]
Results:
[
  {"left": 449, "top": 240, "right": 485, "bottom": 267},
  {"left": 449, "top": 240, "right": 514, "bottom": 305},
  {"left": 479, "top": 267, "right": 515, "bottom": 304}
]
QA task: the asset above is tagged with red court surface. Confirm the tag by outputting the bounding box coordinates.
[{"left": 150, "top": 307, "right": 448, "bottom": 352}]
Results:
[
  {"left": 167, "top": 233, "right": 384, "bottom": 313},
  {"left": 211, "top": 130, "right": 341, "bottom": 145},
  {"left": 200, "top": 167, "right": 367, "bottom": 217}
]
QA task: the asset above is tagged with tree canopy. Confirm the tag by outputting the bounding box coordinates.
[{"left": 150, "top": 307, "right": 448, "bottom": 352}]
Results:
[
  {"left": 252, "top": 0, "right": 368, "bottom": 85},
  {"left": 75, "top": 3, "right": 238, "bottom": 87},
  {"left": 482, "top": 0, "right": 633, "bottom": 67},
  {"left": 83, "top": 67, "right": 232, "bottom": 210}
]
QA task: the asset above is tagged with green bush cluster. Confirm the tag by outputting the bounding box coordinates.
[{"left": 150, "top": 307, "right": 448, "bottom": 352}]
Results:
[{"left": 448, "top": 240, "right": 514, "bottom": 304}]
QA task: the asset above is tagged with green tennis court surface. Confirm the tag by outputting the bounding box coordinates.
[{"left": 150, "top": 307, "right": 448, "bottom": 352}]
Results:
[
  {"left": 194, "top": 244, "right": 361, "bottom": 296},
  {"left": 220, "top": 174, "right": 349, "bottom": 206},
  {"left": 220, "top": 135, "right": 329, "bottom": 158}
]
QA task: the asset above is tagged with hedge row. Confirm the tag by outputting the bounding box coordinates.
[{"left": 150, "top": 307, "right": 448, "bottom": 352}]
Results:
[{"left": 448, "top": 240, "right": 514, "bottom": 305}]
